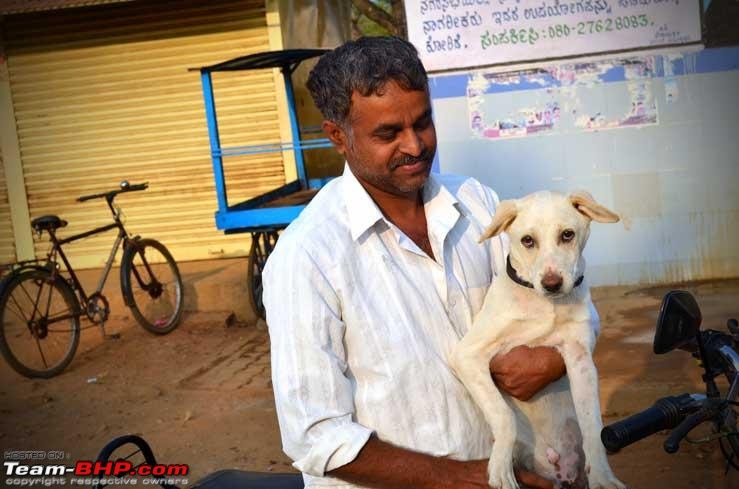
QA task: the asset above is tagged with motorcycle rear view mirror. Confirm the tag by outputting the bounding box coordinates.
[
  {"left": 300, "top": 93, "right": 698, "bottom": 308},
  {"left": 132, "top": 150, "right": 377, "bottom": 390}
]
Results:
[{"left": 653, "top": 290, "right": 702, "bottom": 354}]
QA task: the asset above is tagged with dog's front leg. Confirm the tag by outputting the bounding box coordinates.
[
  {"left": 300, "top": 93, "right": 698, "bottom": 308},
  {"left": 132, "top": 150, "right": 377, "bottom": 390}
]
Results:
[
  {"left": 561, "top": 341, "right": 627, "bottom": 489},
  {"left": 451, "top": 342, "right": 519, "bottom": 489}
]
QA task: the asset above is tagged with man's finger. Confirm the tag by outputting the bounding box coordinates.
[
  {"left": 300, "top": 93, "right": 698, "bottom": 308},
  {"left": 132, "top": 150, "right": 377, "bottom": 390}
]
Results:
[{"left": 514, "top": 467, "right": 554, "bottom": 489}]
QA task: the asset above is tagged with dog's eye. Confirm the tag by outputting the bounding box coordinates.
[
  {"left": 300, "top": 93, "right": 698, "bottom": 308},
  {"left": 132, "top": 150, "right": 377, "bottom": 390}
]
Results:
[
  {"left": 561, "top": 229, "right": 575, "bottom": 242},
  {"left": 521, "top": 235, "right": 535, "bottom": 248}
]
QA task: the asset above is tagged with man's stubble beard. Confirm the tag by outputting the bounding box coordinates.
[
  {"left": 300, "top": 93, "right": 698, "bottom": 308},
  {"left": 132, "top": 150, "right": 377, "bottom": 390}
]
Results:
[
  {"left": 345, "top": 134, "right": 434, "bottom": 197},
  {"left": 353, "top": 158, "right": 428, "bottom": 196}
]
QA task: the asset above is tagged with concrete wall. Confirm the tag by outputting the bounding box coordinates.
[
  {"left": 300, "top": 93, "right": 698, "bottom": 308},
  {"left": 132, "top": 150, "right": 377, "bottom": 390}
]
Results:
[
  {"left": 430, "top": 46, "right": 739, "bottom": 286},
  {"left": 278, "top": 0, "right": 352, "bottom": 179}
]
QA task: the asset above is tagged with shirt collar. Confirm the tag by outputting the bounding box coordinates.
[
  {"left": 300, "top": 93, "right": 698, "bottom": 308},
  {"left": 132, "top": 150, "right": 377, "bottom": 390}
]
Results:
[
  {"left": 342, "top": 163, "right": 462, "bottom": 242},
  {"left": 343, "top": 163, "right": 385, "bottom": 241},
  {"left": 422, "top": 168, "right": 461, "bottom": 233}
]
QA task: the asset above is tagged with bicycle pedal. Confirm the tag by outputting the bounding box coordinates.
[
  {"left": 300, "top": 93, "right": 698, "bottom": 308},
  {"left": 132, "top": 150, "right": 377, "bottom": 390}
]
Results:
[{"left": 104, "top": 333, "right": 121, "bottom": 340}]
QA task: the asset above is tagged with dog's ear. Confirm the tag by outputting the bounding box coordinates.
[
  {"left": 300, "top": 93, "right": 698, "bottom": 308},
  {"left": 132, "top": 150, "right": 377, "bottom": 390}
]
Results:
[
  {"left": 569, "top": 191, "right": 620, "bottom": 223},
  {"left": 478, "top": 199, "right": 517, "bottom": 242}
]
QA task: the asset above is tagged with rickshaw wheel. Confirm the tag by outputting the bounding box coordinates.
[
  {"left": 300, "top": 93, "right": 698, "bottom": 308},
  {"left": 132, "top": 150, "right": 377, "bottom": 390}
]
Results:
[{"left": 247, "top": 230, "right": 279, "bottom": 320}]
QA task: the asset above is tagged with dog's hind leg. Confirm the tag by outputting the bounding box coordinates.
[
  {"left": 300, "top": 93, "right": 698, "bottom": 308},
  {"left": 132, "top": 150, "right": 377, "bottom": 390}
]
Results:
[{"left": 450, "top": 341, "right": 520, "bottom": 489}]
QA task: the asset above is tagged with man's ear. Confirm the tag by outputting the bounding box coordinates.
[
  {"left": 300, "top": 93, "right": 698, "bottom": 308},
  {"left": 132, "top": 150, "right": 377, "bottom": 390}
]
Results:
[
  {"left": 479, "top": 199, "right": 518, "bottom": 242},
  {"left": 322, "top": 120, "right": 348, "bottom": 156},
  {"left": 569, "top": 191, "right": 620, "bottom": 223}
]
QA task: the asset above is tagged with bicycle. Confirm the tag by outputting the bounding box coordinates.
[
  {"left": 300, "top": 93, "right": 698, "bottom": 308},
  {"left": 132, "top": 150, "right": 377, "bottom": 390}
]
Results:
[{"left": 0, "top": 181, "right": 184, "bottom": 378}]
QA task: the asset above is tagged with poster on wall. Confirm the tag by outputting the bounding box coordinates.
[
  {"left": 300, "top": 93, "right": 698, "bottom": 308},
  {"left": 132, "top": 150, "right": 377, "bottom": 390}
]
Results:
[{"left": 405, "top": 0, "right": 702, "bottom": 72}]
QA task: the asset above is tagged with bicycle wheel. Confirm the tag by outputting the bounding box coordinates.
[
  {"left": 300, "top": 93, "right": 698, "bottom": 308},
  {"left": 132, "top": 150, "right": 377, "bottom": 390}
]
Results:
[
  {"left": 0, "top": 269, "right": 80, "bottom": 378},
  {"left": 121, "top": 238, "right": 183, "bottom": 334},
  {"left": 246, "top": 231, "right": 279, "bottom": 320}
]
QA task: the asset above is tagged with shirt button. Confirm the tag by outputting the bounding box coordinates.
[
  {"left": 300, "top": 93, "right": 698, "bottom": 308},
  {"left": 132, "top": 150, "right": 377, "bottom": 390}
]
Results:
[{"left": 449, "top": 298, "right": 456, "bottom": 307}]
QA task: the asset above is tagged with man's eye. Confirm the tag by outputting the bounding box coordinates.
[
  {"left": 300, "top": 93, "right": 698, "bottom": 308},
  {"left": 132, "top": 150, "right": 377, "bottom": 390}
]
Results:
[
  {"left": 375, "top": 132, "right": 396, "bottom": 141},
  {"left": 521, "top": 235, "right": 535, "bottom": 248},
  {"left": 561, "top": 230, "right": 575, "bottom": 242}
]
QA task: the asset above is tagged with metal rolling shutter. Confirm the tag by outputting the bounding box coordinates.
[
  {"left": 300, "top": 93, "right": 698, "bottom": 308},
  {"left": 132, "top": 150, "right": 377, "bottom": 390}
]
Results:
[
  {"left": 0, "top": 153, "right": 16, "bottom": 265},
  {"left": 3, "top": 0, "right": 286, "bottom": 269}
]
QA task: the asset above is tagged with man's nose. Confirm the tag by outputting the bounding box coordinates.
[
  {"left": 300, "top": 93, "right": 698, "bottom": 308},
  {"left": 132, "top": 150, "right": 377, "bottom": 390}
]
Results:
[
  {"left": 399, "top": 128, "right": 424, "bottom": 156},
  {"left": 541, "top": 272, "right": 563, "bottom": 292}
]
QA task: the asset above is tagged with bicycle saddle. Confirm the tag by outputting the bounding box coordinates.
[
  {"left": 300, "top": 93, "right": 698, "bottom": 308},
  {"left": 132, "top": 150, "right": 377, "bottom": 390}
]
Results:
[
  {"left": 31, "top": 215, "right": 67, "bottom": 231},
  {"left": 193, "top": 470, "right": 303, "bottom": 489}
]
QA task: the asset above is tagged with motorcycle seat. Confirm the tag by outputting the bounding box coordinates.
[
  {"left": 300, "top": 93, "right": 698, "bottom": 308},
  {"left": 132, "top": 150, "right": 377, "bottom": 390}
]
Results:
[{"left": 193, "top": 470, "right": 303, "bottom": 489}]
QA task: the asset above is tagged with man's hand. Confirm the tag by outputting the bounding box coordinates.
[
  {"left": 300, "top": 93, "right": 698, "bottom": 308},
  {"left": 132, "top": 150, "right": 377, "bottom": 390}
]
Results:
[
  {"left": 489, "top": 346, "right": 566, "bottom": 401},
  {"left": 443, "top": 459, "right": 554, "bottom": 489},
  {"left": 329, "top": 436, "right": 555, "bottom": 489}
]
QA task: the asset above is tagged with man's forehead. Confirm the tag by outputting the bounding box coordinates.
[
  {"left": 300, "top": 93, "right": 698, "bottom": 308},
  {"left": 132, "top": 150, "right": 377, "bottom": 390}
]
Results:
[
  {"left": 347, "top": 83, "right": 431, "bottom": 125},
  {"left": 349, "top": 80, "right": 428, "bottom": 101}
]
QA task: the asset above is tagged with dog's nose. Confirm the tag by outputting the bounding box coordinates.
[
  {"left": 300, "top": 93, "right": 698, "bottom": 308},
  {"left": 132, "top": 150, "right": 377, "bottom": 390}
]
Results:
[{"left": 541, "top": 273, "right": 563, "bottom": 292}]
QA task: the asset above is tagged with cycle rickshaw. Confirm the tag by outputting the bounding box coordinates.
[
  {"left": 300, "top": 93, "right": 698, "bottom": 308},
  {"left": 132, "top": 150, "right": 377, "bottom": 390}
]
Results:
[{"left": 198, "top": 49, "right": 335, "bottom": 319}]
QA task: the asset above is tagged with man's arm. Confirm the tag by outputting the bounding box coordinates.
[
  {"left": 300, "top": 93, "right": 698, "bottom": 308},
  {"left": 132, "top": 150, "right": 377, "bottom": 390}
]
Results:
[
  {"left": 329, "top": 436, "right": 554, "bottom": 489},
  {"left": 264, "top": 241, "right": 373, "bottom": 476}
]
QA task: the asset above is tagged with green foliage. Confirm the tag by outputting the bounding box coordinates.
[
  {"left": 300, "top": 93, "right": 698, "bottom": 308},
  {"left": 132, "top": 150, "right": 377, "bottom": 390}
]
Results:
[
  {"left": 351, "top": 0, "right": 404, "bottom": 38},
  {"left": 356, "top": 14, "right": 393, "bottom": 37}
]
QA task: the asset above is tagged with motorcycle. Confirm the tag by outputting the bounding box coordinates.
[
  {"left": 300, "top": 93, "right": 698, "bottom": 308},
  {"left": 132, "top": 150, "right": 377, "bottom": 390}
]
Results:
[{"left": 601, "top": 290, "right": 739, "bottom": 472}]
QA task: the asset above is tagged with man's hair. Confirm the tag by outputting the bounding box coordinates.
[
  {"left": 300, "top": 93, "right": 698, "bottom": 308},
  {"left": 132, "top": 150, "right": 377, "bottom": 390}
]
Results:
[{"left": 307, "top": 36, "right": 428, "bottom": 126}]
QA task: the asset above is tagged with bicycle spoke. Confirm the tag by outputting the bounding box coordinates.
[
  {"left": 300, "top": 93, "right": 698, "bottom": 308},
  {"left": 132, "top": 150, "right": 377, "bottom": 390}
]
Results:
[
  {"left": 6, "top": 294, "right": 30, "bottom": 323},
  {"left": 120, "top": 448, "right": 143, "bottom": 461},
  {"left": 33, "top": 335, "right": 49, "bottom": 369},
  {"left": 16, "top": 279, "right": 44, "bottom": 320}
]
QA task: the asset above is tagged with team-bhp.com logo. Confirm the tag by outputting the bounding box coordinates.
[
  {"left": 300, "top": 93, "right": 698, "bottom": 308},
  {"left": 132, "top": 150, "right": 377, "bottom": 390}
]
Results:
[{"left": 4, "top": 453, "right": 190, "bottom": 486}]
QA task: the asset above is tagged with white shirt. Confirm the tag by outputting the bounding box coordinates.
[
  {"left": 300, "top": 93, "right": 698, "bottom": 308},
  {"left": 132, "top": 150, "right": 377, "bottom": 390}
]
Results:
[{"left": 263, "top": 165, "right": 509, "bottom": 488}]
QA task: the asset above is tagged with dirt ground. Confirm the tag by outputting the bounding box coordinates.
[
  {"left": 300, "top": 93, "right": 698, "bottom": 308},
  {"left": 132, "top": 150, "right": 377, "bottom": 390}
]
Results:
[{"left": 1, "top": 278, "right": 738, "bottom": 489}]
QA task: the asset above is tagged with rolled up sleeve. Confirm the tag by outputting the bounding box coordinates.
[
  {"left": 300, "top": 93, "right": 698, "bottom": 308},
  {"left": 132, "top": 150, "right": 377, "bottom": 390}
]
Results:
[{"left": 263, "top": 240, "right": 373, "bottom": 477}]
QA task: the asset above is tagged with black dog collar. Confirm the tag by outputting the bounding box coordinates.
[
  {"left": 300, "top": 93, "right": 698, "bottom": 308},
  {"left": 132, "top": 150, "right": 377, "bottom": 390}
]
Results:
[{"left": 506, "top": 255, "right": 584, "bottom": 290}]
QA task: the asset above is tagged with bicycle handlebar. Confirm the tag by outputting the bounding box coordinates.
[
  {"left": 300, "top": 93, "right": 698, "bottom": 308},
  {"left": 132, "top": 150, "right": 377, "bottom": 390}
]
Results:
[{"left": 77, "top": 182, "right": 148, "bottom": 202}]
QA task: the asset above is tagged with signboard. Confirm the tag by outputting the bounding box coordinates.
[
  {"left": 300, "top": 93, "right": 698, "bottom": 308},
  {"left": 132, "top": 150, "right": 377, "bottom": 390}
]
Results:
[{"left": 405, "top": 0, "right": 702, "bottom": 72}]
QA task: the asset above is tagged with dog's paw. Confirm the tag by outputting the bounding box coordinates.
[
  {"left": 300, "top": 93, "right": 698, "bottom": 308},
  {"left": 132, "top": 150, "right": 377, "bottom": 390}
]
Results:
[
  {"left": 587, "top": 470, "right": 628, "bottom": 489},
  {"left": 487, "top": 468, "right": 519, "bottom": 489},
  {"left": 487, "top": 459, "right": 519, "bottom": 489}
]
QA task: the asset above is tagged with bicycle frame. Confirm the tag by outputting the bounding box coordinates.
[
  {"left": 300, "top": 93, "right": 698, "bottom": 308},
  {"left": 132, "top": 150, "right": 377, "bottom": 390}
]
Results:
[
  {"left": 48, "top": 220, "right": 128, "bottom": 308},
  {"left": 42, "top": 195, "right": 148, "bottom": 317}
]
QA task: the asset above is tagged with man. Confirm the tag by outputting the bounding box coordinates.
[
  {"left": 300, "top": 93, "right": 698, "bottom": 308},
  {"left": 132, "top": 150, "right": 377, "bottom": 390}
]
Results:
[{"left": 264, "top": 37, "right": 583, "bottom": 489}]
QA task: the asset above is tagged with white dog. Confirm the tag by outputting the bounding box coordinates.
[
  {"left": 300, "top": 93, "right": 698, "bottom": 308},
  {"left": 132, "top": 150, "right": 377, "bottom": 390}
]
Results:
[{"left": 450, "top": 191, "right": 626, "bottom": 489}]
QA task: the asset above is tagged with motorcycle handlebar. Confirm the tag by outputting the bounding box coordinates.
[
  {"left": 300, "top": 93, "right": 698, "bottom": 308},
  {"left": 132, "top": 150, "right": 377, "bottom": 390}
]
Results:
[
  {"left": 601, "top": 394, "right": 703, "bottom": 453},
  {"left": 664, "top": 401, "right": 723, "bottom": 453}
]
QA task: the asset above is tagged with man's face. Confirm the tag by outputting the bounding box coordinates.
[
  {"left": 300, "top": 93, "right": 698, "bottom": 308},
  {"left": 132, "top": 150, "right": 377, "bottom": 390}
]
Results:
[{"left": 327, "top": 80, "right": 437, "bottom": 197}]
